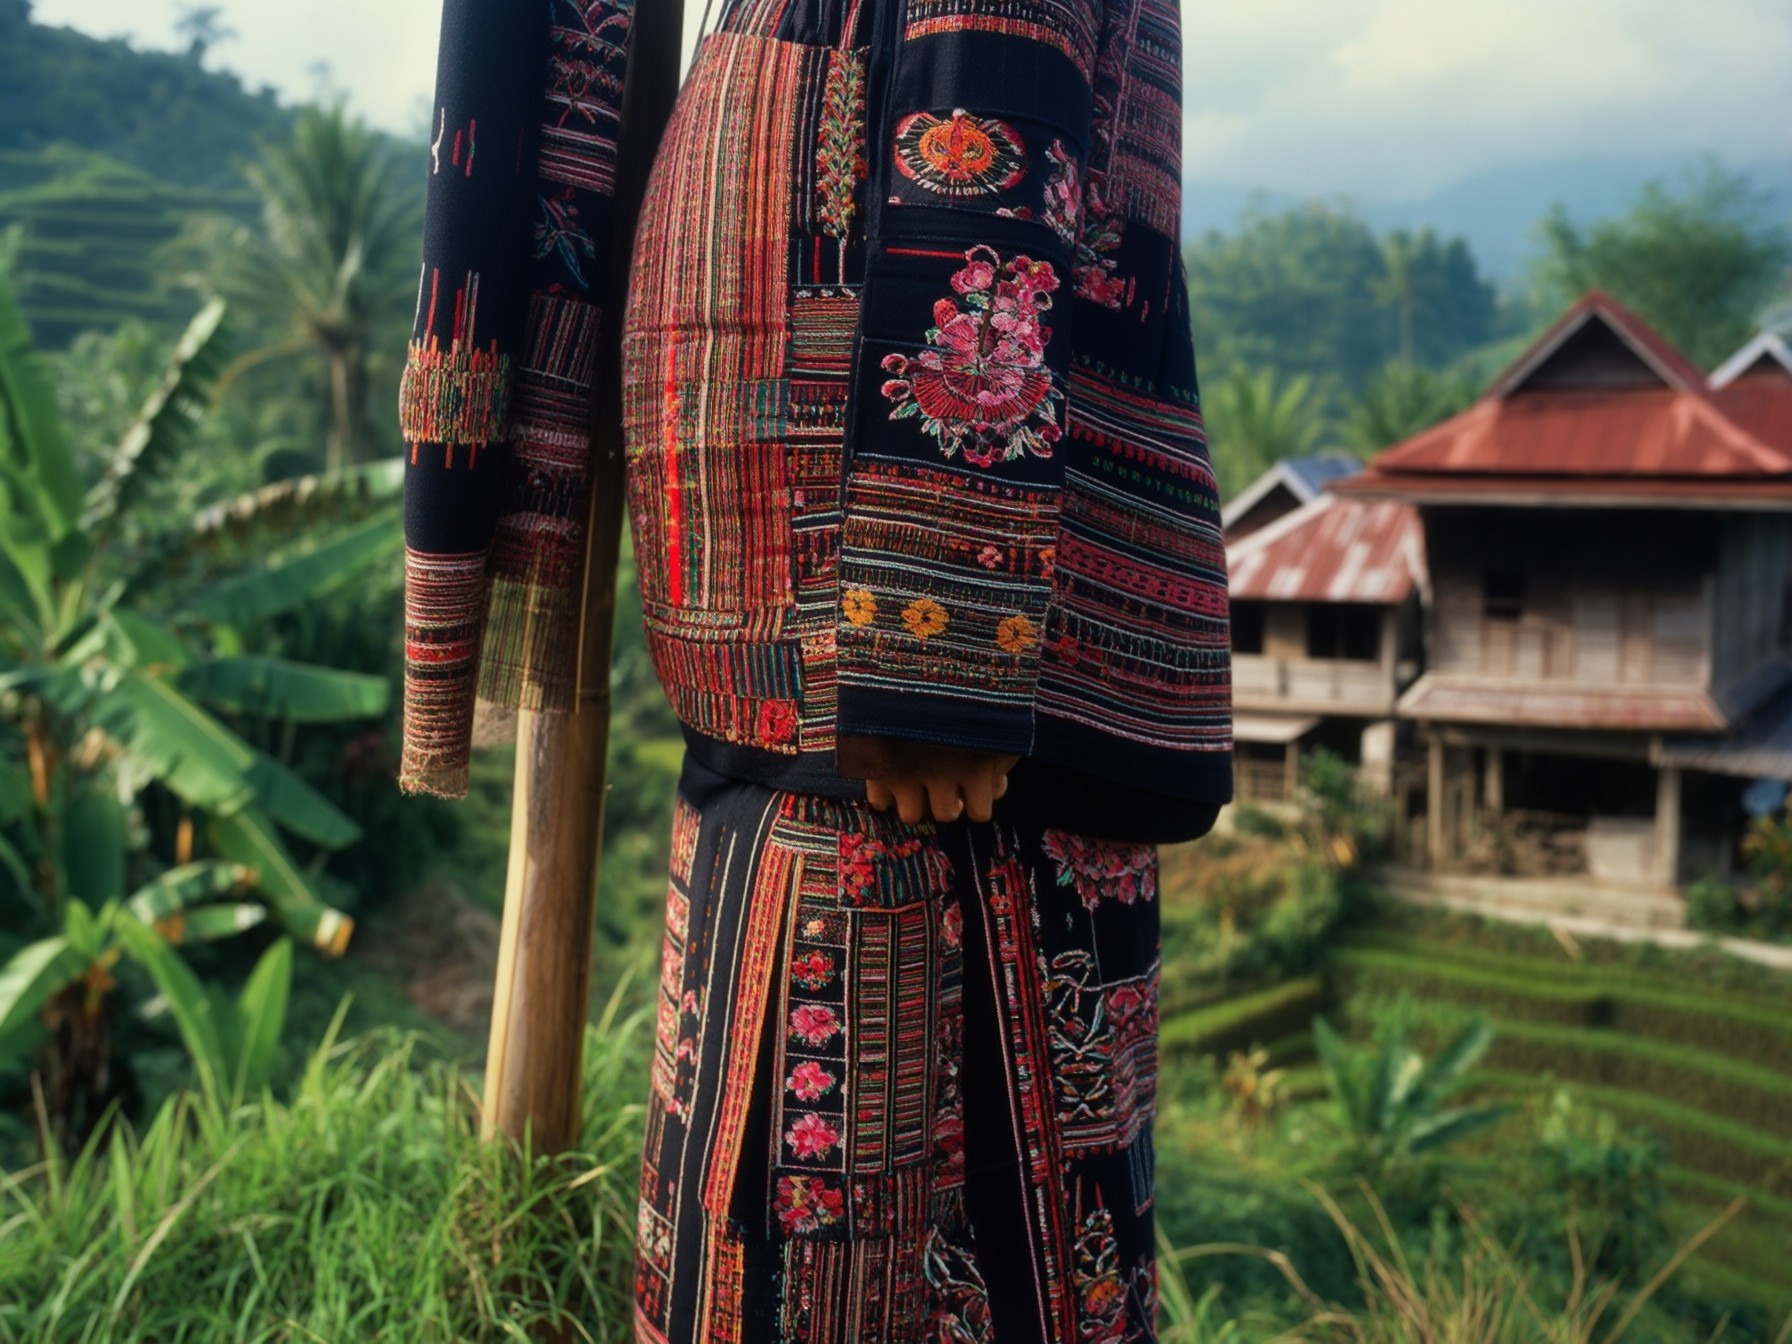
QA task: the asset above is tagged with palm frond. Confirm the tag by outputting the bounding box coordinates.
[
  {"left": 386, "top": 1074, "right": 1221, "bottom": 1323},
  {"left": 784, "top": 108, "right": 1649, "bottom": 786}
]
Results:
[{"left": 85, "top": 299, "right": 230, "bottom": 534}]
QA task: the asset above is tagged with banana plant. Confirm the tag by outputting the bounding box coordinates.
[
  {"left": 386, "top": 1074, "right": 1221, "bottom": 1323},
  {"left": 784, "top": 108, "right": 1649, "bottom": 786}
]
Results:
[
  {"left": 0, "top": 268, "right": 399, "bottom": 952},
  {"left": 0, "top": 267, "right": 398, "bottom": 1144},
  {"left": 1311, "top": 1013, "right": 1510, "bottom": 1175},
  {"left": 0, "top": 889, "right": 291, "bottom": 1128}
]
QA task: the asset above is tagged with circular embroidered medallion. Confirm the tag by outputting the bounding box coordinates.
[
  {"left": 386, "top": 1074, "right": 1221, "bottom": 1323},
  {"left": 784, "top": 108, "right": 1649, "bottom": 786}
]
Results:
[{"left": 893, "top": 109, "right": 1027, "bottom": 196}]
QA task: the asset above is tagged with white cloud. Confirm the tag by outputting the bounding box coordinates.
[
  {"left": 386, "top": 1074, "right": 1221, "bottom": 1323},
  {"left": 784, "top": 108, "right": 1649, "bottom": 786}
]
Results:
[
  {"left": 26, "top": 0, "right": 1792, "bottom": 198},
  {"left": 1179, "top": 0, "right": 1792, "bottom": 198}
]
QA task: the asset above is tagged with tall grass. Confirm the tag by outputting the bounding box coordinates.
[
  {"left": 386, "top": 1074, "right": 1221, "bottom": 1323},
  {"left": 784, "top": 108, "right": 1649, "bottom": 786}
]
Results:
[
  {"left": 1155, "top": 1181, "right": 1789, "bottom": 1344},
  {"left": 0, "top": 991, "right": 647, "bottom": 1343}
]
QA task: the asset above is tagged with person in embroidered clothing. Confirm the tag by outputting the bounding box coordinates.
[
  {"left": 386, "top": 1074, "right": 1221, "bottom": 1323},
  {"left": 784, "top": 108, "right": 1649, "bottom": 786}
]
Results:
[{"left": 401, "top": 0, "right": 1233, "bottom": 1336}]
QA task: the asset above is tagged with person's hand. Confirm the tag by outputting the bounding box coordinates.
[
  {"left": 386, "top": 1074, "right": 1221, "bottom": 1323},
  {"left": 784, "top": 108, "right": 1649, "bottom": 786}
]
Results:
[{"left": 838, "top": 734, "right": 1019, "bottom": 825}]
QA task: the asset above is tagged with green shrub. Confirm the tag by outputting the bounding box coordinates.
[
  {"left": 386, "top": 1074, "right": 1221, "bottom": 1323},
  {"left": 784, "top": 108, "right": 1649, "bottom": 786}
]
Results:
[
  {"left": 1528, "top": 1089, "right": 1670, "bottom": 1282},
  {"left": 1476, "top": 1070, "right": 1792, "bottom": 1191}
]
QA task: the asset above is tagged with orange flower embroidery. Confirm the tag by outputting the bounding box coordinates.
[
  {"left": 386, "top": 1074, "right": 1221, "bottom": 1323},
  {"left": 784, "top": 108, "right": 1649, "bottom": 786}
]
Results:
[
  {"left": 996, "top": 613, "right": 1038, "bottom": 653},
  {"left": 842, "top": 588, "right": 878, "bottom": 626},
  {"left": 902, "top": 597, "right": 949, "bottom": 640}
]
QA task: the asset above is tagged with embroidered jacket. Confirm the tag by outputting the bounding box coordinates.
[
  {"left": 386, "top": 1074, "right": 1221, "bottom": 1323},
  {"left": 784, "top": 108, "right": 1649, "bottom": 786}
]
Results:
[{"left": 400, "top": 0, "right": 1234, "bottom": 836}]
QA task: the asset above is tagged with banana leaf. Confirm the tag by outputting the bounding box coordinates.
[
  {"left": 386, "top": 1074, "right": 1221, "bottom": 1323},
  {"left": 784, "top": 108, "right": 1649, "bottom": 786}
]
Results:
[
  {"left": 125, "top": 861, "right": 251, "bottom": 923},
  {"left": 107, "top": 610, "right": 193, "bottom": 673},
  {"left": 0, "top": 759, "right": 30, "bottom": 825},
  {"left": 205, "top": 806, "right": 354, "bottom": 955},
  {"left": 87, "top": 670, "right": 255, "bottom": 816},
  {"left": 179, "top": 656, "right": 387, "bottom": 723},
  {"left": 62, "top": 786, "right": 126, "bottom": 905},
  {"left": 153, "top": 903, "right": 268, "bottom": 944},
  {"left": 183, "top": 512, "right": 400, "bottom": 630},
  {"left": 91, "top": 669, "right": 360, "bottom": 847},
  {"left": 0, "top": 935, "right": 89, "bottom": 1035},
  {"left": 86, "top": 299, "right": 228, "bottom": 531},
  {"left": 0, "top": 270, "right": 82, "bottom": 536}
]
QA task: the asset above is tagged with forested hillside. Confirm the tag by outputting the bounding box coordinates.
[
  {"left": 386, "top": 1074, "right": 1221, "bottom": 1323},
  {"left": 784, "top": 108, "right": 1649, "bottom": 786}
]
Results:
[
  {"left": 0, "top": 0, "right": 284, "bottom": 185},
  {"left": 0, "top": 0, "right": 329, "bottom": 345}
]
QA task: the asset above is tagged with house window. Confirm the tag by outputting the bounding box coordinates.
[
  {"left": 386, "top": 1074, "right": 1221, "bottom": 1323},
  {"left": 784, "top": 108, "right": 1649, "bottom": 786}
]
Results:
[
  {"left": 1484, "top": 572, "right": 1525, "bottom": 622},
  {"left": 1231, "top": 601, "right": 1266, "bottom": 655},
  {"left": 1307, "top": 604, "right": 1382, "bottom": 661}
]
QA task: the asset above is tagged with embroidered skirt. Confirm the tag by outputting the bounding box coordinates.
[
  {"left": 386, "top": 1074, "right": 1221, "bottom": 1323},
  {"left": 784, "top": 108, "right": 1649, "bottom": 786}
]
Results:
[{"left": 633, "top": 751, "right": 1163, "bottom": 1342}]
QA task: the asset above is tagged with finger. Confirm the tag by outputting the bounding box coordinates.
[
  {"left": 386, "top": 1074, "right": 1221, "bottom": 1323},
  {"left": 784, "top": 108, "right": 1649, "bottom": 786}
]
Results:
[
  {"left": 866, "top": 779, "right": 892, "bottom": 812},
  {"left": 895, "top": 781, "right": 928, "bottom": 826},
  {"left": 925, "top": 776, "right": 965, "bottom": 824},
  {"left": 994, "top": 770, "right": 1010, "bottom": 800},
  {"left": 961, "top": 771, "right": 995, "bottom": 824}
]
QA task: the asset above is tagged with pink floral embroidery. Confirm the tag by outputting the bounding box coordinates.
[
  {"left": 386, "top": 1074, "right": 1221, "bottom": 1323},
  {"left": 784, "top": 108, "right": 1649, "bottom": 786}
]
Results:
[
  {"left": 786, "top": 1112, "right": 842, "bottom": 1160},
  {"left": 940, "top": 899, "right": 963, "bottom": 949},
  {"left": 791, "top": 950, "right": 836, "bottom": 990},
  {"left": 880, "top": 246, "right": 1064, "bottom": 468},
  {"left": 839, "top": 831, "right": 953, "bottom": 902},
  {"left": 787, "top": 1060, "right": 837, "bottom": 1102},
  {"left": 789, "top": 1003, "right": 842, "bottom": 1047},
  {"left": 776, "top": 1174, "right": 845, "bottom": 1234},
  {"left": 1040, "top": 829, "right": 1157, "bottom": 911},
  {"left": 1040, "top": 139, "right": 1128, "bottom": 310}
]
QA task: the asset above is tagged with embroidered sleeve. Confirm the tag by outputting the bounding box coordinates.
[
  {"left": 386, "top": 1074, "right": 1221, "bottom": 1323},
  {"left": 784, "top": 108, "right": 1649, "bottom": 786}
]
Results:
[
  {"left": 835, "top": 0, "right": 1101, "bottom": 757},
  {"left": 400, "top": 0, "right": 633, "bottom": 798}
]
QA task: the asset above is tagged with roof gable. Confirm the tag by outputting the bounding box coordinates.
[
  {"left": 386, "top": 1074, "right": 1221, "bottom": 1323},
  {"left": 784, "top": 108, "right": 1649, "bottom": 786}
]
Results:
[
  {"left": 1490, "top": 292, "right": 1705, "bottom": 398},
  {"left": 1711, "top": 332, "right": 1792, "bottom": 389},
  {"left": 1222, "top": 455, "right": 1362, "bottom": 535}
]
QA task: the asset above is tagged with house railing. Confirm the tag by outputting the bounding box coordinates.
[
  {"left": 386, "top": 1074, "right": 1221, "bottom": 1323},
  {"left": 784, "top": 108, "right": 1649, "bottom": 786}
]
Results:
[{"left": 1233, "top": 655, "right": 1392, "bottom": 711}]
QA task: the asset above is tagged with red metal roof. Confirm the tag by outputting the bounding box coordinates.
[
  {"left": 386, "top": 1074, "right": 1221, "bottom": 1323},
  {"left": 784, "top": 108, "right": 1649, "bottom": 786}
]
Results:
[
  {"left": 1717, "top": 377, "right": 1792, "bottom": 453},
  {"left": 1360, "top": 387, "right": 1791, "bottom": 478},
  {"left": 1337, "top": 293, "right": 1792, "bottom": 503},
  {"left": 1227, "top": 494, "right": 1424, "bottom": 604},
  {"left": 1398, "top": 675, "right": 1726, "bottom": 732}
]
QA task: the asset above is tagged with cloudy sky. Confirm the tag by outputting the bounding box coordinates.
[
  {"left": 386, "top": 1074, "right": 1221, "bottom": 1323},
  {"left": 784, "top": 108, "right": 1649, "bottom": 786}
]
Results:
[{"left": 29, "top": 0, "right": 1792, "bottom": 201}]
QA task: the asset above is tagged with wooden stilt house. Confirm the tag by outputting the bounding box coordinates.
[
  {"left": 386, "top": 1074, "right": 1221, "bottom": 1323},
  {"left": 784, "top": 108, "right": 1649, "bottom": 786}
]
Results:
[{"left": 1333, "top": 293, "right": 1792, "bottom": 893}]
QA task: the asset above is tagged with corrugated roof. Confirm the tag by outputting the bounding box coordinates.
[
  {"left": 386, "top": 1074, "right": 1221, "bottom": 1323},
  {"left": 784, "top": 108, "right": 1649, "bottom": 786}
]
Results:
[
  {"left": 1661, "top": 684, "right": 1792, "bottom": 780},
  {"left": 1282, "top": 455, "right": 1364, "bottom": 496},
  {"left": 1228, "top": 494, "right": 1425, "bottom": 604},
  {"left": 1398, "top": 675, "right": 1726, "bottom": 732},
  {"left": 1336, "top": 293, "right": 1792, "bottom": 502},
  {"left": 1222, "top": 455, "right": 1362, "bottom": 534},
  {"left": 1716, "top": 379, "right": 1792, "bottom": 452},
  {"left": 1360, "top": 388, "right": 1791, "bottom": 478},
  {"left": 1710, "top": 332, "right": 1792, "bottom": 389}
]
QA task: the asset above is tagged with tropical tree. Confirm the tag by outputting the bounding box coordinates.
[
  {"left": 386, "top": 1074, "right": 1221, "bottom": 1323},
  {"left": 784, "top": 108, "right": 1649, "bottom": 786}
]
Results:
[
  {"left": 205, "top": 104, "right": 419, "bottom": 470},
  {"left": 1340, "top": 362, "right": 1478, "bottom": 456},
  {"left": 1201, "top": 365, "right": 1325, "bottom": 499},
  {"left": 0, "top": 271, "right": 398, "bottom": 1147},
  {"left": 1186, "top": 205, "right": 1497, "bottom": 399},
  {"left": 1532, "top": 158, "right": 1792, "bottom": 371},
  {"left": 175, "top": 4, "right": 235, "bottom": 66},
  {"left": 1377, "top": 229, "right": 1420, "bottom": 370},
  {"left": 1311, "top": 1014, "right": 1508, "bottom": 1176}
]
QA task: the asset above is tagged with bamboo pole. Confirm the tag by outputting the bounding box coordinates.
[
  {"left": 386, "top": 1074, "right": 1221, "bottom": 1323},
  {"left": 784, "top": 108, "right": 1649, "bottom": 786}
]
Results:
[{"left": 481, "top": 0, "right": 686, "bottom": 1153}]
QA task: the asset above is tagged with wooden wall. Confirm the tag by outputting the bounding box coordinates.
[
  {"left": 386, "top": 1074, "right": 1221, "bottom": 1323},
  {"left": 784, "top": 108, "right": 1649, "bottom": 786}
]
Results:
[
  {"left": 1711, "top": 513, "right": 1792, "bottom": 690},
  {"left": 1424, "top": 507, "right": 1729, "bottom": 689}
]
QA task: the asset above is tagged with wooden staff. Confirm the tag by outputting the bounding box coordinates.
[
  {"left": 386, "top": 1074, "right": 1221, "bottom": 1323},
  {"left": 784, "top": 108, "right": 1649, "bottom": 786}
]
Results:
[{"left": 481, "top": 0, "right": 686, "bottom": 1153}]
